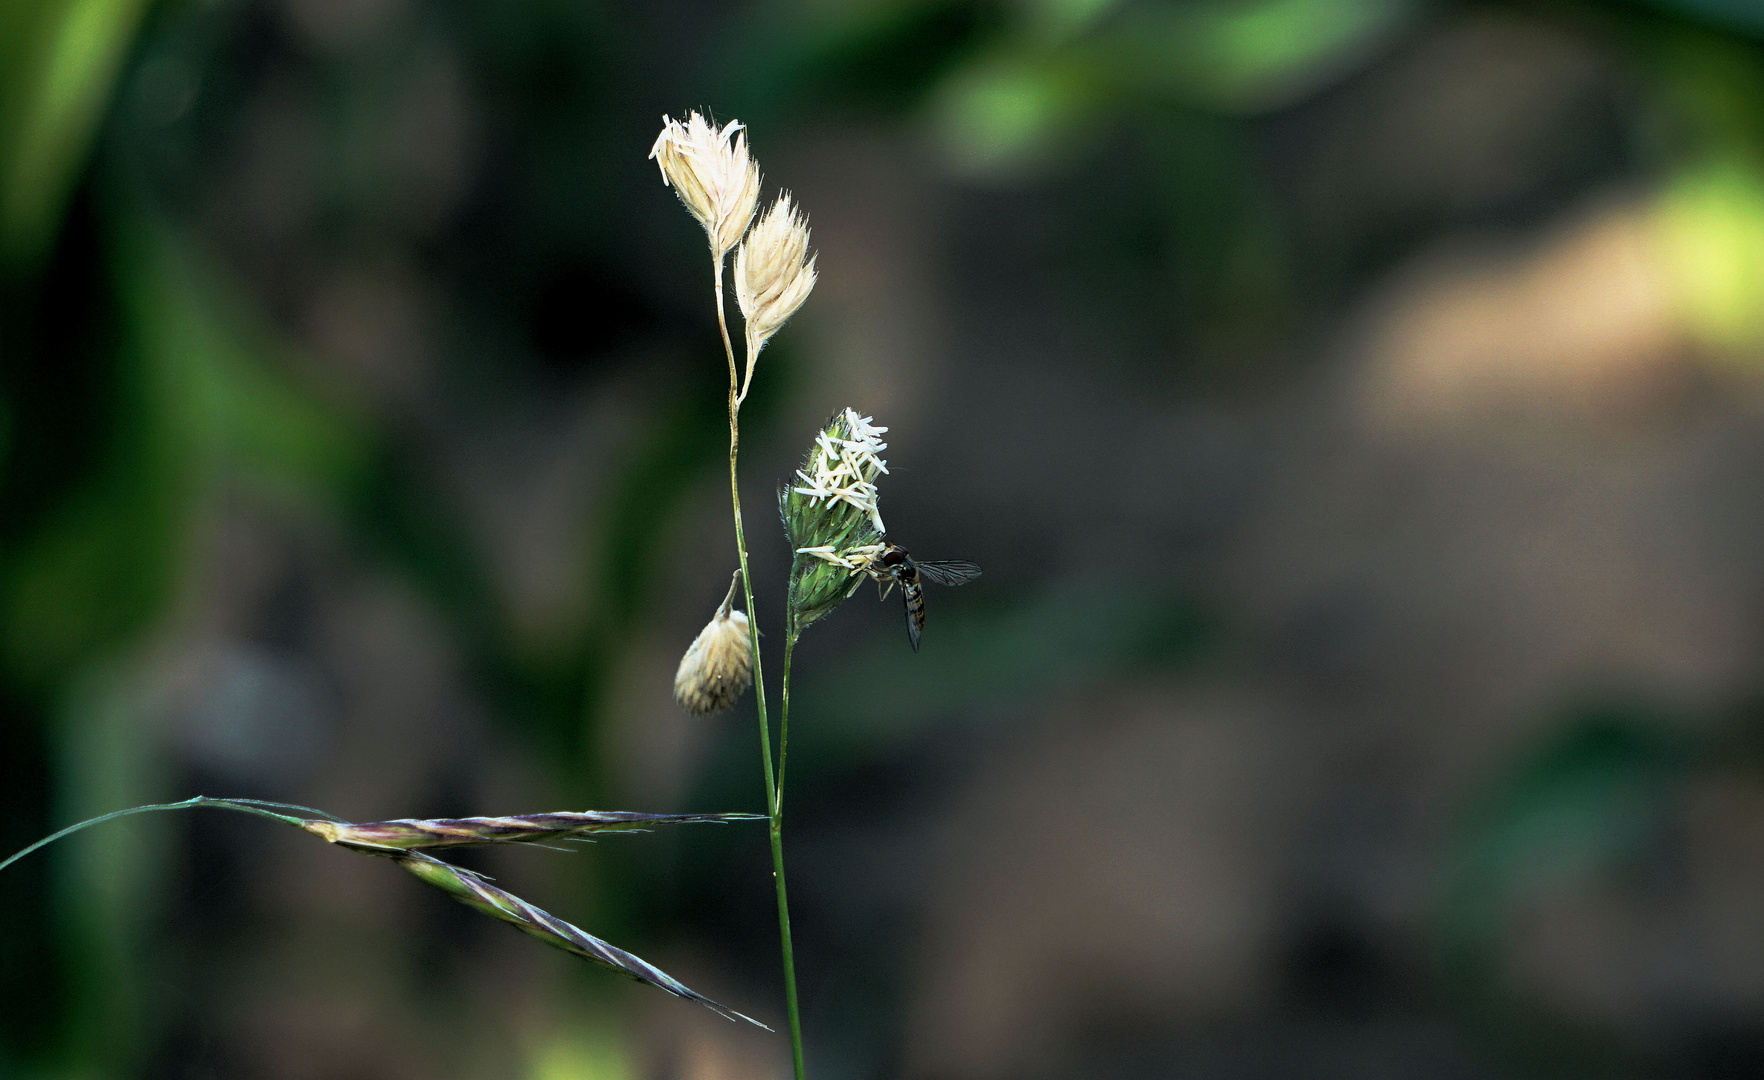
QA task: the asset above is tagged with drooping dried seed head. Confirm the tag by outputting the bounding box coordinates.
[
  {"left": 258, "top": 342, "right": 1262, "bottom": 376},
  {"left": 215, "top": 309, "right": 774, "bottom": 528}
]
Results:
[
  {"left": 649, "top": 112, "right": 761, "bottom": 260},
  {"left": 735, "top": 193, "right": 817, "bottom": 399},
  {"left": 674, "top": 573, "right": 754, "bottom": 716}
]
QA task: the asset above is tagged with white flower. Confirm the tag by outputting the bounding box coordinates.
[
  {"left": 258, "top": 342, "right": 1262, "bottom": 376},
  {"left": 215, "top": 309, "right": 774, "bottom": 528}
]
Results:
[
  {"left": 795, "top": 545, "right": 854, "bottom": 569},
  {"left": 796, "top": 545, "right": 886, "bottom": 592},
  {"left": 791, "top": 409, "right": 890, "bottom": 535},
  {"left": 841, "top": 543, "right": 886, "bottom": 572}
]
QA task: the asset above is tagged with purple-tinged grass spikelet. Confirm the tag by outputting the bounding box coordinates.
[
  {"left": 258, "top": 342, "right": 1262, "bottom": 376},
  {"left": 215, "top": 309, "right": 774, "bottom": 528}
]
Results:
[
  {"left": 302, "top": 810, "right": 760, "bottom": 853},
  {"left": 397, "top": 852, "right": 768, "bottom": 1028}
]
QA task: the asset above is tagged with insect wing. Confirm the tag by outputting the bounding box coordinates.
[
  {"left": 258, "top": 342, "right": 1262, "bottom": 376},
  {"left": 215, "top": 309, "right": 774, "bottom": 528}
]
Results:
[{"left": 914, "top": 560, "right": 982, "bottom": 587}]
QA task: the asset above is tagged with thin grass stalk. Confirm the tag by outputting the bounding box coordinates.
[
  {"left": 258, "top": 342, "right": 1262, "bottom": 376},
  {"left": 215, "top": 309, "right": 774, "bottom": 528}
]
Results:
[
  {"left": 715, "top": 251, "right": 807, "bottom": 1080},
  {"left": 768, "top": 802, "right": 806, "bottom": 1080},
  {"left": 778, "top": 613, "right": 799, "bottom": 803},
  {"left": 773, "top": 615, "right": 808, "bottom": 1080},
  {"left": 0, "top": 796, "right": 311, "bottom": 874}
]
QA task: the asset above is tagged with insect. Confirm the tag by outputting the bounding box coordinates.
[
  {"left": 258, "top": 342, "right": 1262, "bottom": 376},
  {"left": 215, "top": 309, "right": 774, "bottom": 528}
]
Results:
[{"left": 866, "top": 543, "right": 982, "bottom": 652}]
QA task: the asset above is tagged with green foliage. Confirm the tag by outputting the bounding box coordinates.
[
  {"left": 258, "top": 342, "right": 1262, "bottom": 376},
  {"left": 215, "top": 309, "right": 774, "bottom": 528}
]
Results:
[
  {"left": 1645, "top": 0, "right": 1764, "bottom": 36},
  {"left": 730, "top": 0, "right": 1004, "bottom": 122},
  {"left": 738, "top": 0, "right": 1419, "bottom": 176},
  {"left": 1442, "top": 712, "right": 1685, "bottom": 941},
  {"left": 0, "top": 0, "right": 154, "bottom": 269},
  {"left": 1434, "top": 707, "right": 1690, "bottom": 1072},
  {"left": 2, "top": 220, "right": 370, "bottom": 686}
]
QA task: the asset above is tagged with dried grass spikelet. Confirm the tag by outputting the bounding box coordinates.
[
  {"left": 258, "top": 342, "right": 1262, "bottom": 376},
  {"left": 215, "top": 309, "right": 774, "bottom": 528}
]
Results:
[
  {"left": 301, "top": 809, "right": 762, "bottom": 853},
  {"left": 649, "top": 112, "right": 761, "bottom": 260},
  {"left": 674, "top": 572, "right": 754, "bottom": 716},
  {"left": 0, "top": 796, "right": 770, "bottom": 1025},
  {"left": 397, "top": 851, "right": 766, "bottom": 1027},
  {"left": 734, "top": 193, "right": 817, "bottom": 402}
]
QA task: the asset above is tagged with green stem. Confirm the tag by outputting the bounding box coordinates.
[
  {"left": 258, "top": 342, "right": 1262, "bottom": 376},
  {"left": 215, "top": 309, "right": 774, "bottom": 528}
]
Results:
[
  {"left": 0, "top": 797, "right": 314, "bottom": 875},
  {"left": 778, "top": 621, "right": 798, "bottom": 806},
  {"left": 772, "top": 620, "right": 807, "bottom": 1080},
  {"left": 768, "top": 799, "right": 806, "bottom": 1080},
  {"left": 714, "top": 254, "right": 806, "bottom": 1080}
]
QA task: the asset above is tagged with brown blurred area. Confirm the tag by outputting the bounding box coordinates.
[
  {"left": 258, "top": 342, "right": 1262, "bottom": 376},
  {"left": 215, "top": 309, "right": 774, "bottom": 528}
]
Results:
[{"left": 11, "top": 1, "right": 1764, "bottom": 1079}]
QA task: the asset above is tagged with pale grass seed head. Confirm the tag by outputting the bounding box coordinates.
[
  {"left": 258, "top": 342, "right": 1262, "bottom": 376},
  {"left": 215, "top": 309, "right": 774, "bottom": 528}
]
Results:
[
  {"left": 735, "top": 193, "right": 817, "bottom": 397},
  {"left": 649, "top": 112, "right": 761, "bottom": 260},
  {"left": 674, "top": 572, "right": 755, "bottom": 716}
]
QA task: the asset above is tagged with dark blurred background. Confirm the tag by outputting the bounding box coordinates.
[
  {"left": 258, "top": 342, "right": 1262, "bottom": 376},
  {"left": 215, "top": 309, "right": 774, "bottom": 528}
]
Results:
[{"left": 10, "top": 0, "right": 1764, "bottom": 1078}]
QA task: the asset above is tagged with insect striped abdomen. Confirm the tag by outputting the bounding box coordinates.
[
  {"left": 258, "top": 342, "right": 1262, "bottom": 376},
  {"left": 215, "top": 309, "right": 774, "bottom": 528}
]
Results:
[{"left": 901, "top": 567, "right": 926, "bottom": 652}]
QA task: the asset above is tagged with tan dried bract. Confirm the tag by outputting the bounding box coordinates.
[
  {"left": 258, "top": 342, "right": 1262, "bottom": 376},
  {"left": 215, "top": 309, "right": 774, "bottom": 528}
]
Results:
[
  {"left": 650, "top": 112, "right": 761, "bottom": 260},
  {"left": 735, "top": 193, "right": 817, "bottom": 400}
]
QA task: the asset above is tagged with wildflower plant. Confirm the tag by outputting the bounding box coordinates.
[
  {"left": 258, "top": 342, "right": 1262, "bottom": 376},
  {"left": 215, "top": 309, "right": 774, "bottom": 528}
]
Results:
[
  {"left": 1, "top": 115, "right": 801, "bottom": 1063},
  {"left": 652, "top": 109, "right": 955, "bottom": 1080},
  {"left": 652, "top": 108, "right": 819, "bottom": 1080},
  {"left": 1, "top": 111, "right": 949, "bottom": 1080}
]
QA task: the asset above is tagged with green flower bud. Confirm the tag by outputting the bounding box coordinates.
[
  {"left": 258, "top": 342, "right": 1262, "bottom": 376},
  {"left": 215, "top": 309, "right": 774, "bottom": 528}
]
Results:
[{"left": 780, "top": 409, "right": 889, "bottom": 629}]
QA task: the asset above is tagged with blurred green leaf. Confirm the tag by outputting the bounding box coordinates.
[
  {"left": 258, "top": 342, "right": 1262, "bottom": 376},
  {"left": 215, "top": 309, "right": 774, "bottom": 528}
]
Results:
[
  {"left": 1434, "top": 707, "right": 1688, "bottom": 1063},
  {"left": 1106, "top": 0, "right": 1415, "bottom": 110},
  {"left": 1642, "top": 0, "right": 1764, "bottom": 37},
  {"left": 931, "top": 51, "right": 1099, "bottom": 175},
  {"left": 1656, "top": 163, "right": 1764, "bottom": 350},
  {"left": 119, "top": 225, "right": 371, "bottom": 501},
  {"left": 50, "top": 659, "right": 168, "bottom": 1077},
  {"left": 926, "top": 0, "right": 1418, "bottom": 176},
  {"left": 0, "top": 0, "right": 154, "bottom": 268},
  {"left": 1443, "top": 714, "right": 1682, "bottom": 928},
  {"left": 1631, "top": 34, "right": 1764, "bottom": 353},
  {"left": 2, "top": 217, "right": 370, "bottom": 684},
  {"left": 730, "top": 0, "right": 1002, "bottom": 122}
]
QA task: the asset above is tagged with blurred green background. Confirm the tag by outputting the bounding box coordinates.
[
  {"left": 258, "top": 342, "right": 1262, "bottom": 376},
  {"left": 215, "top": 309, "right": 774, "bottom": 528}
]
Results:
[{"left": 12, "top": 0, "right": 1764, "bottom": 1078}]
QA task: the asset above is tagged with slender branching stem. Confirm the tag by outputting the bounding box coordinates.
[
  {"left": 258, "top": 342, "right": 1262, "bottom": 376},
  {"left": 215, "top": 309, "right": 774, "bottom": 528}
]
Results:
[
  {"left": 715, "top": 254, "right": 807, "bottom": 1080},
  {"left": 0, "top": 797, "right": 316, "bottom": 875}
]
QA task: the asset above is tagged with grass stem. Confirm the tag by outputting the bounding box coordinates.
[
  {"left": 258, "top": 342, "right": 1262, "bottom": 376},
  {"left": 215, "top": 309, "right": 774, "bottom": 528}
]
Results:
[
  {"left": 779, "top": 622, "right": 798, "bottom": 806},
  {"left": 715, "top": 253, "right": 807, "bottom": 1080},
  {"left": 0, "top": 796, "right": 314, "bottom": 875}
]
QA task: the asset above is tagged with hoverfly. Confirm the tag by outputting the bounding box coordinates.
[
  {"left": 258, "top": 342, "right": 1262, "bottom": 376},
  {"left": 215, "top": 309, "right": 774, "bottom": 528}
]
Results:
[{"left": 865, "top": 543, "right": 982, "bottom": 652}]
